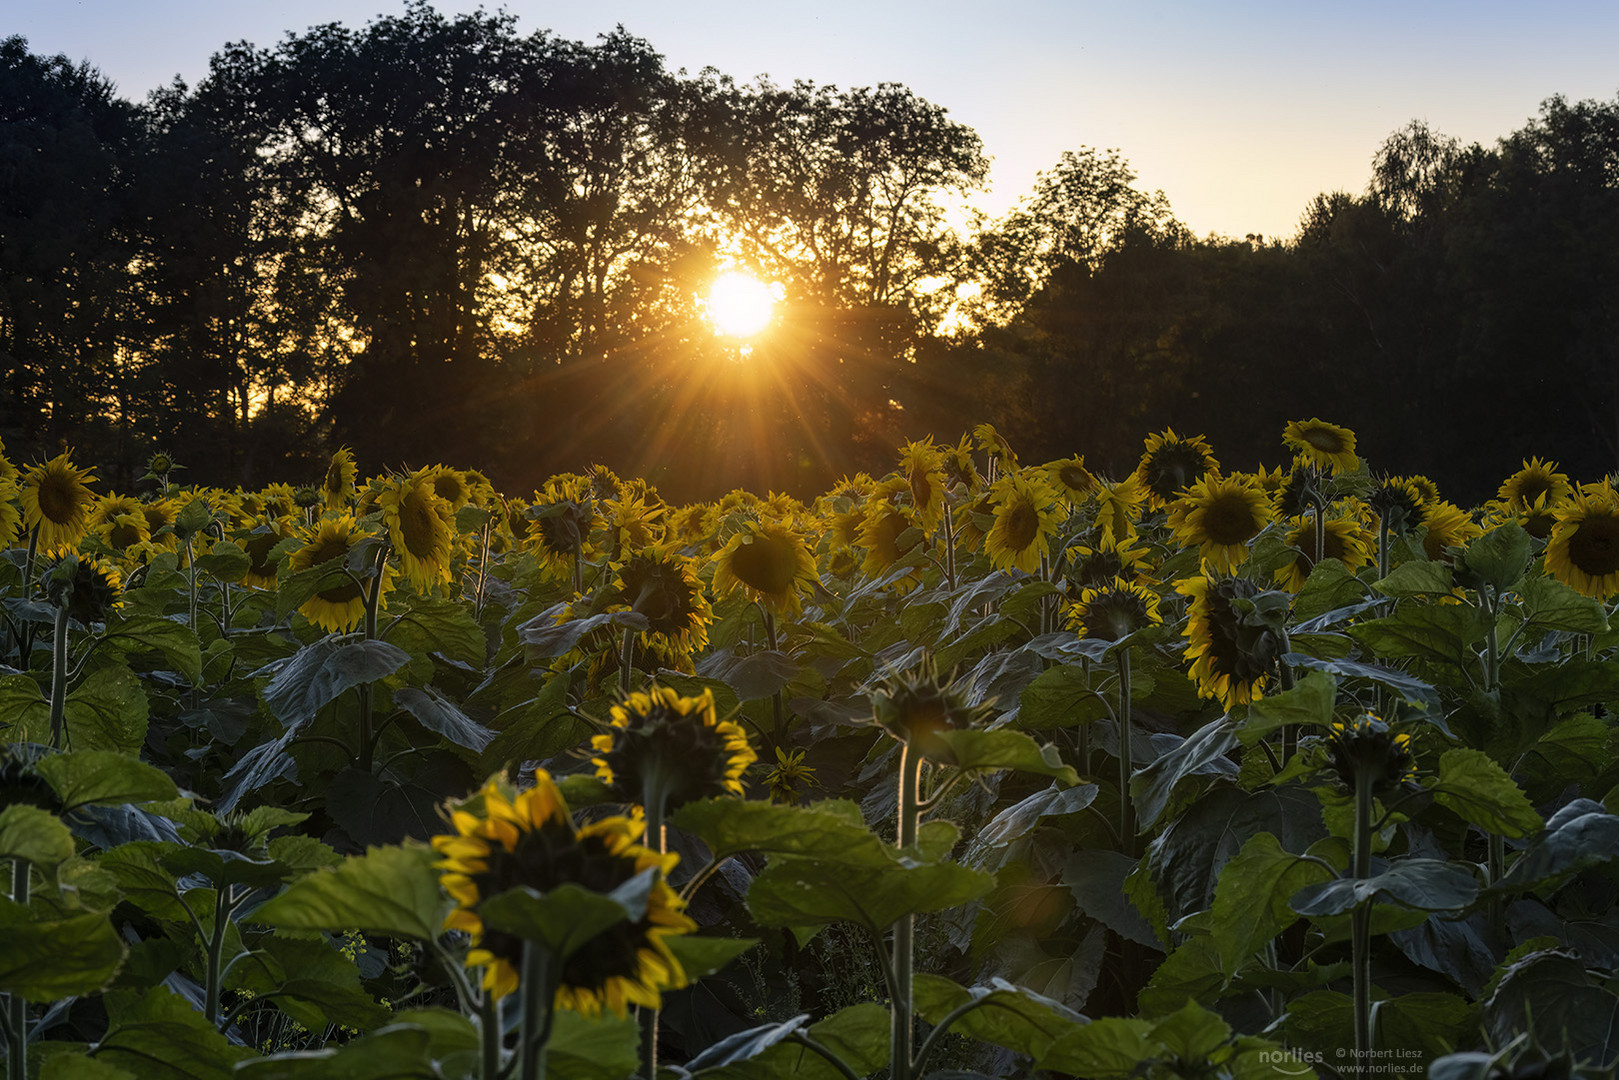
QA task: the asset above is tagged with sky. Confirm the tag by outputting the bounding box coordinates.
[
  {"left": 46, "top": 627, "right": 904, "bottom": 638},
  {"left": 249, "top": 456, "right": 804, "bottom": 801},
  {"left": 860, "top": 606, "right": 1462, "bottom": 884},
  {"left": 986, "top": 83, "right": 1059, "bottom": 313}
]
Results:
[{"left": 11, "top": 0, "right": 1619, "bottom": 240}]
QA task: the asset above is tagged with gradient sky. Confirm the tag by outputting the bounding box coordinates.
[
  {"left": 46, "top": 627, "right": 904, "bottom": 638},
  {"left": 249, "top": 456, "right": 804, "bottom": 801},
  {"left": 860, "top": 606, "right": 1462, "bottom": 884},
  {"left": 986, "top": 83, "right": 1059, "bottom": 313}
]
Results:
[{"left": 12, "top": 0, "right": 1619, "bottom": 240}]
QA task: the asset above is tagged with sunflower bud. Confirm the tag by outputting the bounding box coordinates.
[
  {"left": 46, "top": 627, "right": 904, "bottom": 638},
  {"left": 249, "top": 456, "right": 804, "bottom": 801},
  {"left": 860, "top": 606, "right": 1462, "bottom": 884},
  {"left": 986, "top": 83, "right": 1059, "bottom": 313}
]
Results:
[
  {"left": 870, "top": 658, "right": 992, "bottom": 761},
  {"left": 1324, "top": 713, "right": 1417, "bottom": 795}
]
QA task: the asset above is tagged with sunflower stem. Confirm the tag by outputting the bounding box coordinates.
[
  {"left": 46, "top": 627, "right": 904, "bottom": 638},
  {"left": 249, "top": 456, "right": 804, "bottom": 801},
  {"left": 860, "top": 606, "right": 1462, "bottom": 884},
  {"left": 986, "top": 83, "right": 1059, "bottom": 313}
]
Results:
[
  {"left": 518, "top": 941, "right": 557, "bottom": 1080},
  {"left": 1377, "top": 515, "right": 1392, "bottom": 582},
  {"left": 620, "top": 629, "right": 637, "bottom": 695},
  {"left": 1351, "top": 768, "right": 1375, "bottom": 1080},
  {"left": 763, "top": 608, "right": 784, "bottom": 744},
  {"left": 640, "top": 783, "right": 669, "bottom": 1080},
  {"left": 1312, "top": 496, "right": 1326, "bottom": 569},
  {"left": 17, "top": 526, "right": 40, "bottom": 668},
  {"left": 942, "top": 502, "right": 957, "bottom": 591},
  {"left": 477, "top": 989, "right": 503, "bottom": 1080},
  {"left": 357, "top": 543, "right": 389, "bottom": 773},
  {"left": 204, "top": 883, "right": 234, "bottom": 1028},
  {"left": 1116, "top": 647, "right": 1135, "bottom": 859},
  {"left": 6, "top": 857, "right": 29, "bottom": 1080},
  {"left": 47, "top": 605, "right": 70, "bottom": 750},
  {"left": 890, "top": 743, "right": 924, "bottom": 1080}
]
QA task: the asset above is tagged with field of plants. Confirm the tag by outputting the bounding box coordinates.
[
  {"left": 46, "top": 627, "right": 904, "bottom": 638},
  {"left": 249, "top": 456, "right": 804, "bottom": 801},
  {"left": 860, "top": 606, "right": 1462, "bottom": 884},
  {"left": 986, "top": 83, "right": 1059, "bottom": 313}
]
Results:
[{"left": 3, "top": 420, "right": 1618, "bottom": 1080}]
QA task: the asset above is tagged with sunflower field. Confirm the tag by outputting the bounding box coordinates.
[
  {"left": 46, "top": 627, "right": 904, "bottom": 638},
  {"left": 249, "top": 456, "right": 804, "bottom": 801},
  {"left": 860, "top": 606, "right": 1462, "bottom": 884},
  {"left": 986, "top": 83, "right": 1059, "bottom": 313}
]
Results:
[{"left": 2, "top": 421, "right": 1619, "bottom": 1080}]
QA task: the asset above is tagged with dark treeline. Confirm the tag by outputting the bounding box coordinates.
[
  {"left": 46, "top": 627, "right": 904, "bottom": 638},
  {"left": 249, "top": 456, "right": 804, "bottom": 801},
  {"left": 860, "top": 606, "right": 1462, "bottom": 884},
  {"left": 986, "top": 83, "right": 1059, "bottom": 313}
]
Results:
[{"left": 3, "top": 4, "right": 1617, "bottom": 503}]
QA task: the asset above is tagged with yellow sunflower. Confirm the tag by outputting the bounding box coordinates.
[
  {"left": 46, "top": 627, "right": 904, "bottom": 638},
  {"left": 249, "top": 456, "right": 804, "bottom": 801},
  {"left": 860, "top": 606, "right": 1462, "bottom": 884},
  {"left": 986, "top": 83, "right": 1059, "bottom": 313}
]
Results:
[
  {"left": 857, "top": 498, "right": 925, "bottom": 589},
  {"left": 897, "top": 438, "right": 947, "bottom": 532},
  {"left": 1067, "top": 577, "right": 1162, "bottom": 641},
  {"left": 0, "top": 439, "right": 16, "bottom": 484},
  {"left": 1093, "top": 475, "right": 1146, "bottom": 547},
  {"left": 0, "top": 477, "right": 19, "bottom": 548},
  {"left": 1044, "top": 455, "right": 1099, "bottom": 505},
  {"left": 1366, "top": 476, "right": 1425, "bottom": 533},
  {"left": 1403, "top": 475, "right": 1442, "bottom": 509},
  {"left": 592, "top": 685, "right": 755, "bottom": 808},
  {"left": 1273, "top": 514, "right": 1375, "bottom": 593},
  {"left": 711, "top": 520, "right": 818, "bottom": 617},
  {"left": 20, "top": 452, "right": 98, "bottom": 555},
  {"left": 1545, "top": 481, "right": 1619, "bottom": 598},
  {"left": 287, "top": 514, "right": 388, "bottom": 633},
  {"left": 1325, "top": 713, "right": 1418, "bottom": 793},
  {"left": 424, "top": 465, "right": 474, "bottom": 512},
  {"left": 1419, "top": 501, "right": 1482, "bottom": 562},
  {"left": 376, "top": 471, "right": 456, "bottom": 592},
  {"left": 667, "top": 503, "right": 722, "bottom": 552},
  {"left": 972, "top": 423, "right": 1017, "bottom": 467},
  {"left": 1177, "top": 575, "right": 1284, "bottom": 709},
  {"left": 615, "top": 547, "right": 713, "bottom": 655},
  {"left": 94, "top": 511, "right": 152, "bottom": 557},
  {"left": 1166, "top": 474, "right": 1276, "bottom": 573},
  {"left": 322, "top": 447, "right": 358, "bottom": 509},
  {"left": 1064, "top": 536, "right": 1154, "bottom": 593},
  {"left": 237, "top": 521, "right": 295, "bottom": 590},
  {"left": 1282, "top": 418, "right": 1359, "bottom": 474},
  {"left": 1135, "top": 429, "right": 1220, "bottom": 507},
  {"left": 1498, "top": 457, "right": 1573, "bottom": 514},
  {"left": 942, "top": 435, "right": 981, "bottom": 493},
  {"left": 432, "top": 770, "right": 694, "bottom": 1014},
  {"left": 984, "top": 472, "right": 1063, "bottom": 574}
]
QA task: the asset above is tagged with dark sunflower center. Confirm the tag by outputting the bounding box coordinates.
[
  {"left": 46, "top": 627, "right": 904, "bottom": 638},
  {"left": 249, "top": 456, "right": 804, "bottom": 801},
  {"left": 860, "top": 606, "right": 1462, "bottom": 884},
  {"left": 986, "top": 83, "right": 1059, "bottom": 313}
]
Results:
[
  {"left": 308, "top": 536, "right": 363, "bottom": 603},
  {"left": 1058, "top": 464, "right": 1091, "bottom": 493},
  {"left": 399, "top": 489, "right": 442, "bottom": 559},
  {"left": 730, "top": 535, "right": 798, "bottom": 595},
  {"left": 37, "top": 475, "right": 80, "bottom": 525},
  {"left": 107, "top": 519, "right": 143, "bottom": 549},
  {"left": 1302, "top": 428, "right": 1345, "bottom": 453},
  {"left": 1512, "top": 474, "right": 1551, "bottom": 505},
  {"left": 602, "top": 711, "right": 735, "bottom": 807},
  {"left": 1000, "top": 501, "right": 1039, "bottom": 551},
  {"left": 244, "top": 531, "right": 282, "bottom": 577},
  {"left": 1201, "top": 495, "right": 1261, "bottom": 546},
  {"left": 1071, "top": 550, "right": 1124, "bottom": 590},
  {"left": 909, "top": 467, "right": 935, "bottom": 513},
  {"left": 1203, "top": 580, "right": 1282, "bottom": 684},
  {"left": 1568, "top": 514, "right": 1619, "bottom": 577},
  {"left": 1145, "top": 444, "right": 1211, "bottom": 501},
  {"left": 619, "top": 559, "right": 700, "bottom": 636}
]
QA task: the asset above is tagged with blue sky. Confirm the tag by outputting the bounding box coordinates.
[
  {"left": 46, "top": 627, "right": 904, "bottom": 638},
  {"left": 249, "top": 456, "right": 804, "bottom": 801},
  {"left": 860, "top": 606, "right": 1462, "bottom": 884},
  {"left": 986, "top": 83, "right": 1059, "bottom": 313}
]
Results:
[{"left": 11, "top": 0, "right": 1619, "bottom": 239}]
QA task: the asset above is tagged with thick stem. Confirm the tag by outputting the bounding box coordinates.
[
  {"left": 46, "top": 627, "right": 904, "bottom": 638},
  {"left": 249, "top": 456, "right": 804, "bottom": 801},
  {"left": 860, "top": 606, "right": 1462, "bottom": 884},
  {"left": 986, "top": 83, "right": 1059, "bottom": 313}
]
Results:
[
  {"left": 1351, "top": 770, "right": 1375, "bottom": 1080},
  {"left": 17, "top": 527, "right": 40, "bottom": 669},
  {"left": 48, "top": 605, "right": 70, "bottom": 749},
  {"left": 763, "top": 608, "right": 783, "bottom": 743},
  {"left": 7, "top": 858, "right": 29, "bottom": 1080},
  {"left": 640, "top": 792, "right": 669, "bottom": 1080},
  {"left": 205, "top": 885, "right": 233, "bottom": 1028},
  {"left": 1377, "top": 517, "right": 1392, "bottom": 582},
  {"left": 478, "top": 991, "right": 503, "bottom": 1080},
  {"left": 357, "top": 545, "right": 388, "bottom": 772},
  {"left": 1117, "top": 648, "right": 1134, "bottom": 859},
  {"left": 518, "top": 942, "right": 555, "bottom": 1080},
  {"left": 1312, "top": 498, "right": 1326, "bottom": 568},
  {"left": 942, "top": 502, "right": 957, "bottom": 592},
  {"left": 891, "top": 744, "right": 924, "bottom": 1080}
]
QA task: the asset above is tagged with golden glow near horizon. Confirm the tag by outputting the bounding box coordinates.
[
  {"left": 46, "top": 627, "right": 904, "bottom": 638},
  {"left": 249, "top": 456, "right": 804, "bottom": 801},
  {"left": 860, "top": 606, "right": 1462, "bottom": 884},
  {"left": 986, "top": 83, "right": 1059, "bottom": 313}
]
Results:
[{"left": 705, "top": 272, "right": 779, "bottom": 338}]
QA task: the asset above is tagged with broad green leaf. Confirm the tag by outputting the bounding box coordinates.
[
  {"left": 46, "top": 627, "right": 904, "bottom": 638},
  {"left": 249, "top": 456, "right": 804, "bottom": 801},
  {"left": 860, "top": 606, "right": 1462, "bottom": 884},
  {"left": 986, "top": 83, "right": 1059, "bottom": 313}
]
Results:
[
  {"left": 384, "top": 596, "right": 490, "bottom": 668},
  {"left": 1430, "top": 748, "right": 1542, "bottom": 838},
  {"left": 671, "top": 798, "right": 891, "bottom": 867},
  {"left": 681, "top": 1016, "right": 811, "bottom": 1072},
  {"left": 1131, "top": 718, "right": 1239, "bottom": 829},
  {"left": 1372, "top": 559, "right": 1456, "bottom": 598},
  {"left": 0, "top": 673, "right": 49, "bottom": 739},
  {"left": 193, "top": 540, "right": 252, "bottom": 583},
  {"left": 478, "top": 874, "right": 650, "bottom": 959},
  {"left": 249, "top": 844, "right": 446, "bottom": 940},
  {"left": 1038, "top": 1016, "right": 1157, "bottom": 1077},
  {"left": 548, "top": 1009, "right": 641, "bottom": 1080},
  {"left": 912, "top": 973, "right": 1085, "bottom": 1061},
  {"left": 97, "top": 842, "right": 190, "bottom": 922},
  {"left": 1497, "top": 798, "right": 1619, "bottom": 891},
  {"left": 1137, "top": 933, "right": 1224, "bottom": 1017},
  {"left": 1458, "top": 524, "right": 1531, "bottom": 592},
  {"left": 518, "top": 606, "right": 647, "bottom": 660},
  {"left": 977, "top": 783, "right": 1098, "bottom": 848},
  {"left": 1482, "top": 950, "right": 1619, "bottom": 1065},
  {"left": 41, "top": 1055, "right": 135, "bottom": 1080},
  {"left": 267, "top": 834, "right": 344, "bottom": 874},
  {"left": 804, "top": 1002, "right": 889, "bottom": 1077},
  {"left": 392, "top": 685, "right": 495, "bottom": 752},
  {"left": 1349, "top": 603, "right": 1491, "bottom": 669},
  {"left": 36, "top": 750, "right": 179, "bottom": 811},
  {"left": 746, "top": 855, "right": 994, "bottom": 934},
  {"left": 1235, "top": 670, "right": 1336, "bottom": 745},
  {"left": 0, "top": 803, "right": 75, "bottom": 867},
  {"left": 1017, "top": 663, "right": 1110, "bottom": 731},
  {"left": 64, "top": 665, "right": 149, "bottom": 753},
  {"left": 930, "top": 729, "right": 1080, "bottom": 785},
  {"left": 160, "top": 845, "right": 291, "bottom": 890},
  {"left": 1063, "top": 849, "right": 1160, "bottom": 948},
  {"left": 233, "top": 1024, "right": 438, "bottom": 1079},
  {"left": 697, "top": 648, "right": 801, "bottom": 701},
  {"left": 1517, "top": 573, "right": 1610, "bottom": 633},
  {"left": 99, "top": 614, "right": 204, "bottom": 684},
  {"left": 1148, "top": 999, "right": 1232, "bottom": 1064},
  {"left": 1291, "top": 558, "right": 1369, "bottom": 622},
  {"left": 1206, "top": 833, "right": 1335, "bottom": 978},
  {"left": 258, "top": 637, "right": 411, "bottom": 725},
  {"left": 1290, "top": 858, "right": 1478, "bottom": 916},
  {"left": 0, "top": 912, "right": 125, "bottom": 999},
  {"left": 666, "top": 935, "right": 760, "bottom": 980}
]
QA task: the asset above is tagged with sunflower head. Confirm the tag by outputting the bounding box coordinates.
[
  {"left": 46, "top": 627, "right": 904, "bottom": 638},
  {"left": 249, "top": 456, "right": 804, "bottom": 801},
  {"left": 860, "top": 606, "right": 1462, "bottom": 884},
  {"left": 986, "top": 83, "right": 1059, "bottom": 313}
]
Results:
[
  {"left": 1498, "top": 458, "right": 1572, "bottom": 514},
  {"left": 21, "top": 451, "right": 98, "bottom": 555},
  {"left": 897, "top": 438, "right": 947, "bottom": 531},
  {"left": 1274, "top": 514, "right": 1375, "bottom": 592},
  {"left": 1063, "top": 537, "right": 1152, "bottom": 594},
  {"left": 1093, "top": 475, "right": 1146, "bottom": 547},
  {"left": 1177, "top": 575, "right": 1289, "bottom": 710},
  {"left": 984, "top": 472, "right": 1063, "bottom": 574},
  {"left": 1546, "top": 481, "right": 1619, "bottom": 598},
  {"left": 1135, "top": 429, "right": 1220, "bottom": 507},
  {"left": 432, "top": 770, "right": 695, "bottom": 1013},
  {"left": 1420, "top": 501, "right": 1483, "bottom": 563},
  {"left": 525, "top": 499, "right": 599, "bottom": 570},
  {"left": 322, "top": 447, "right": 358, "bottom": 508},
  {"left": 1044, "top": 455, "right": 1099, "bottom": 504},
  {"left": 1323, "top": 713, "right": 1417, "bottom": 794},
  {"left": 293, "top": 486, "right": 322, "bottom": 511},
  {"left": 377, "top": 471, "right": 455, "bottom": 592},
  {"left": 857, "top": 498, "right": 924, "bottom": 588},
  {"left": 942, "top": 435, "right": 981, "bottom": 493},
  {"left": 615, "top": 547, "right": 712, "bottom": 654},
  {"left": 870, "top": 657, "right": 993, "bottom": 761},
  {"left": 711, "top": 520, "right": 818, "bottom": 616},
  {"left": 1366, "top": 476, "right": 1425, "bottom": 533},
  {"left": 0, "top": 477, "right": 19, "bottom": 548},
  {"left": 592, "top": 686, "right": 756, "bottom": 810},
  {"left": 43, "top": 553, "right": 121, "bottom": 625},
  {"left": 287, "top": 514, "right": 389, "bottom": 633},
  {"left": 1282, "top": 418, "right": 1359, "bottom": 474},
  {"left": 1068, "top": 577, "right": 1162, "bottom": 641},
  {"left": 1167, "top": 474, "right": 1276, "bottom": 573}
]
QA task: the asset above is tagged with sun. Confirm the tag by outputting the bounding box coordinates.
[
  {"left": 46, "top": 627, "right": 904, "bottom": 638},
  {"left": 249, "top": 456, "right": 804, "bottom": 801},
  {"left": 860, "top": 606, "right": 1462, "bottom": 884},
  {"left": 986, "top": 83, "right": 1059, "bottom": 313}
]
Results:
[{"left": 706, "top": 273, "right": 778, "bottom": 338}]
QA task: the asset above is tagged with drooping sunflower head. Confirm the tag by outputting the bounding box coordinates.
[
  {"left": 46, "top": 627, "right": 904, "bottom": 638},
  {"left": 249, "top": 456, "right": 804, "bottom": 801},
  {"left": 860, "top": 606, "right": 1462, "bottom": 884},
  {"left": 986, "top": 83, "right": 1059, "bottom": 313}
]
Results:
[
  {"left": 857, "top": 498, "right": 924, "bottom": 589},
  {"left": 1498, "top": 457, "right": 1573, "bottom": 515},
  {"left": 1063, "top": 536, "right": 1153, "bottom": 594},
  {"left": 870, "top": 656, "right": 993, "bottom": 761},
  {"left": 711, "top": 520, "right": 818, "bottom": 617},
  {"left": 1545, "top": 481, "right": 1619, "bottom": 598},
  {"left": 43, "top": 553, "right": 121, "bottom": 625},
  {"left": 1135, "top": 429, "right": 1220, "bottom": 507},
  {"left": 287, "top": 514, "right": 389, "bottom": 633},
  {"left": 432, "top": 770, "right": 695, "bottom": 1014},
  {"left": 1419, "top": 500, "right": 1483, "bottom": 563},
  {"left": 21, "top": 452, "right": 98, "bottom": 555},
  {"left": 237, "top": 522, "right": 294, "bottom": 591},
  {"left": 1403, "top": 475, "right": 1442, "bottom": 509},
  {"left": 1323, "top": 713, "right": 1417, "bottom": 794},
  {"left": 972, "top": 423, "right": 1017, "bottom": 467},
  {"left": 942, "top": 435, "right": 981, "bottom": 493},
  {"left": 897, "top": 438, "right": 947, "bottom": 531},
  {"left": 984, "top": 471, "right": 1063, "bottom": 574},
  {"left": 1068, "top": 577, "right": 1162, "bottom": 641},
  {"left": 1092, "top": 475, "right": 1146, "bottom": 548},
  {"left": 1177, "top": 575, "right": 1288, "bottom": 710},
  {"left": 1366, "top": 476, "right": 1425, "bottom": 533},
  {"left": 524, "top": 498, "right": 601, "bottom": 577},
  {"left": 376, "top": 470, "right": 455, "bottom": 592},
  {"left": 321, "top": 447, "right": 358, "bottom": 509},
  {"left": 1282, "top": 418, "right": 1359, "bottom": 474},
  {"left": 604, "top": 493, "right": 667, "bottom": 559},
  {"left": 1044, "top": 455, "right": 1099, "bottom": 505},
  {"left": 593, "top": 685, "right": 756, "bottom": 809},
  {"left": 1167, "top": 474, "right": 1276, "bottom": 573},
  {"left": 615, "top": 547, "right": 713, "bottom": 655},
  {"left": 1273, "top": 514, "right": 1375, "bottom": 593},
  {"left": 140, "top": 498, "right": 180, "bottom": 551}
]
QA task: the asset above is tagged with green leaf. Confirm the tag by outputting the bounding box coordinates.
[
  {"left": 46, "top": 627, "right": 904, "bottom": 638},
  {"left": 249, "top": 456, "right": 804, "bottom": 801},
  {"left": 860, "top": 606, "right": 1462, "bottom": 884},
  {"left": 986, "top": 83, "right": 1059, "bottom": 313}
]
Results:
[
  {"left": 518, "top": 606, "right": 648, "bottom": 660},
  {"left": 548, "top": 1009, "right": 642, "bottom": 1080},
  {"left": 1290, "top": 858, "right": 1479, "bottom": 916},
  {"left": 385, "top": 597, "right": 490, "bottom": 668},
  {"left": 99, "top": 614, "right": 204, "bottom": 684},
  {"left": 665, "top": 935, "right": 760, "bottom": 980},
  {"left": 478, "top": 874, "right": 650, "bottom": 959},
  {"left": 747, "top": 856, "right": 994, "bottom": 934},
  {"left": 258, "top": 637, "right": 411, "bottom": 725},
  {"left": 233, "top": 1024, "right": 439, "bottom": 1080},
  {"left": 1350, "top": 603, "right": 1491, "bottom": 669},
  {"left": 977, "top": 783, "right": 1098, "bottom": 848},
  {"left": 698, "top": 648, "right": 802, "bottom": 701},
  {"left": 804, "top": 1002, "right": 889, "bottom": 1076},
  {"left": 1372, "top": 559, "right": 1456, "bottom": 598},
  {"left": 0, "top": 673, "right": 49, "bottom": 739},
  {"left": 1498, "top": 798, "right": 1619, "bottom": 891},
  {"left": 1037, "top": 1016, "right": 1157, "bottom": 1077},
  {"left": 193, "top": 540, "right": 252, "bottom": 583},
  {"left": 97, "top": 842, "right": 190, "bottom": 922},
  {"left": 1517, "top": 573, "right": 1610, "bottom": 633},
  {"left": 913, "top": 974, "right": 1085, "bottom": 1061},
  {"left": 1206, "top": 833, "right": 1335, "bottom": 979},
  {"left": 226, "top": 935, "right": 390, "bottom": 1033},
  {"left": 1482, "top": 950, "right": 1619, "bottom": 1065},
  {"left": 682, "top": 1016, "right": 811, "bottom": 1072},
  {"left": 1017, "top": 663, "right": 1110, "bottom": 731},
  {"left": 36, "top": 750, "right": 179, "bottom": 811},
  {"left": 930, "top": 729, "right": 1079, "bottom": 784},
  {"left": 1235, "top": 670, "right": 1336, "bottom": 745},
  {"left": 0, "top": 803, "right": 75, "bottom": 867},
  {"left": 391, "top": 685, "right": 494, "bottom": 752},
  {"left": 1458, "top": 524, "right": 1531, "bottom": 592},
  {"left": 1291, "top": 559, "right": 1369, "bottom": 622},
  {"left": 671, "top": 798, "right": 892, "bottom": 867},
  {"left": 1131, "top": 718, "right": 1239, "bottom": 830},
  {"left": 64, "top": 665, "right": 149, "bottom": 753},
  {"left": 41, "top": 1055, "right": 136, "bottom": 1080},
  {"left": 249, "top": 844, "right": 447, "bottom": 940},
  {"left": 1063, "top": 849, "right": 1160, "bottom": 948},
  {"left": 1430, "top": 748, "right": 1542, "bottom": 838},
  {"left": 0, "top": 912, "right": 125, "bottom": 999}
]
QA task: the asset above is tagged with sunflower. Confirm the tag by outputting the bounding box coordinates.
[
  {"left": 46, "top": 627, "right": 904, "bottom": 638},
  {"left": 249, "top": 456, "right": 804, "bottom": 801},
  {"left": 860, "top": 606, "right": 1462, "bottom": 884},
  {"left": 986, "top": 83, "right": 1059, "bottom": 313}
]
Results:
[
  {"left": 1282, "top": 418, "right": 1359, "bottom": 474},
  {"left": 287, "top": 514, "right": 387, "bottom": 633},
  {"left": 1403, "top": 475, "right": 1442, "bottom": 509},
  {"left": 1545, "top": 481, "right": 1619, "bottom": 598},
  {"left": 711, "top": 520, "right": 818, "bottom": 617},
  {"left": 942, "top": 435, "right": 981, "bottom": 493},
  {"left": 1498, "top": 458, "right": 1573, "bottom": 515},
  {"left": 592, "top": 686, "right": 755, "bottom": 809},
  {"left": 524, "top": 497, "right": 602, "bottom": 580},
  {"left": 432, "top": 770, "right": 694, "bottom": 1013},
  {"left": 20, "top": 452, "right": 98, "bottom": 555},
  {"left": 94, "top": 511, "right": 152, "bottom": 557},
  {"left": 870, "top": 657, "right": 994, "bottom": 762},
  {"left": 139, "top": 499, "right": 181, "bottom": 552},
  {"left": 322, "top": 447, "right": 358, "bottom": 509},
  {"left": 424, "top": 466, "right": 474, "bottom": 512},
  {"left": 1273, "top": 514, "right": 1375, "bottom": 592},
  {"left": 1135, "top": 429, "right": 1220, "bottom": 507},
  {"left": 1044, "top": 454, "right": 1099, "bottom": 505},
  {"left": 666, "top": 503, "right": 722, "bottom": 552},
  {"left": 0, "top": 477, "right": 21, "bottom": 548},
  {"left": 237, "top": 521, "right": 295, "bottom": 590},
  {"left": 897, "top": 438, "right": 947, "bottom": 531},
  {"left": 1167, "top": 474, "right": 1276, "bottom": 573},
  {"left": 1419, "top": 500, "right": 1482, "bottom": 562},
  {"left": 604, "top": 493, "right": 666, "bottom": 559},
  {"left": 984, "top": 472, "right": 1063, "bottom": 574},
  {"left": 1324, "top": 713, "right": 1418, "bottom": 794},
  {"left": 0, "top": 440, "right": 16, "bottom": 485},
  {"left": 1178, "top": 575, "right": 1285, "bottom": 709},
  {"left": 615, "top": 547, "right": 713, "bottom": 655},
  {"left": 1093, "top": 475, "right": 1147, "bottom": 547},
  {"left": 857, "top": 498, "right": 924, "bottom": 589},
  {"left": 764, "top": 747, "right": 821, "bottom": 806},
  {"left": 43, "top": 553, "right": 122, "bottom": 625},
  {"left": 1067, "top": 577, "right": 1162, "bottom": 641},
  {"left": 972, "top": 423, "right": 1017, "bottom": 467},
  {"left": 1366, "top": 476, "right": 1425, "bottom": 534},
  {"left": 376, "top": 471, "right": 456, "bottom": 592},
  {"left": 1063, "top": 536, "right": 1154, "bottom": 593}
]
